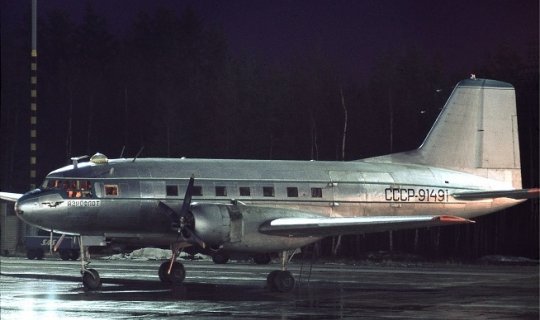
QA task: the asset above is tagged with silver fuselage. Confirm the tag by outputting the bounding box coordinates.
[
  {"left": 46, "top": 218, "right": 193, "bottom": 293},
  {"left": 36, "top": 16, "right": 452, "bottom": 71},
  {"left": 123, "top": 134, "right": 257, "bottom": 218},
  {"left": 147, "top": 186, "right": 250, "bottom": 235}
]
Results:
[{"left": 15, "top": 157, "right": 521, "bottom": 253}]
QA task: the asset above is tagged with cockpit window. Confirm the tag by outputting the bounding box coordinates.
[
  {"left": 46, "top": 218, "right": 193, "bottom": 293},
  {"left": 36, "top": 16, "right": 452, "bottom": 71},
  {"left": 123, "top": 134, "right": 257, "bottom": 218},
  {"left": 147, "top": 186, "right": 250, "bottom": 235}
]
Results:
[
  {"left": 104, "top": 185, "right": 119, "bottom": 196},
  {"left": 43, "top": 179, "right": 93, "bottom": 198}
]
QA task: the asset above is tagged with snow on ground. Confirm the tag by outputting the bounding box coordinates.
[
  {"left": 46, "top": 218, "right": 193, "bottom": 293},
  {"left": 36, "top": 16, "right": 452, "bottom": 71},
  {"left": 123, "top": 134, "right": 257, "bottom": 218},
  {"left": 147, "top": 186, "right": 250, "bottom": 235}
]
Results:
[
  {"left": 101, "top": 247, "right": 209, "bottom": 261},
  {"left": 478, "top": 255, "right": 539, "bottom": 265}
]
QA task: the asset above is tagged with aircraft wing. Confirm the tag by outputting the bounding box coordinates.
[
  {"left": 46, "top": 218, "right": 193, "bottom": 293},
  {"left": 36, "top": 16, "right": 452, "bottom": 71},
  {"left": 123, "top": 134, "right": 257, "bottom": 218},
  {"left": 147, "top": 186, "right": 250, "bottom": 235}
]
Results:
[
  {"left": 0, "top": 192, "right": 23, "bottom": 202},
  {"left": 452, "top": 188, "right": 540, "bottom": 200},
  {"left": 259, "top": 215, "right": 473, "bottom": 238}
]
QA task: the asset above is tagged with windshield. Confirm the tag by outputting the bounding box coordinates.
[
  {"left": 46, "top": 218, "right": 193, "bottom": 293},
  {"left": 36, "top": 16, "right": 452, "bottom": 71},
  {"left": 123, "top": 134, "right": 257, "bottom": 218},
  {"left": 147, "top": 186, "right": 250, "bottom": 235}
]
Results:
[{"left": 42, "top": 179, "right": 93, "bottom": 198}]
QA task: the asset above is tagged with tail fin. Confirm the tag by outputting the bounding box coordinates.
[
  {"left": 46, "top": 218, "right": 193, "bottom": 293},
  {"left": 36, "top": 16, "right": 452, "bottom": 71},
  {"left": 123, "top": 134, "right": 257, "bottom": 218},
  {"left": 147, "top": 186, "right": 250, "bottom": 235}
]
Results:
[{"left": 367, "top": 78, "right": 522, "bottom": 188}]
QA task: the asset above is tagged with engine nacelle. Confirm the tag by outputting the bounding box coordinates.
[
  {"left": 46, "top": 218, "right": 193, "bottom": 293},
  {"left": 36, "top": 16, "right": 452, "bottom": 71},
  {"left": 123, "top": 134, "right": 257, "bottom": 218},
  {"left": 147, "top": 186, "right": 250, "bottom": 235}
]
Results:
[{"left": 190, "top": 204, "right": 231, "bottom": 246}]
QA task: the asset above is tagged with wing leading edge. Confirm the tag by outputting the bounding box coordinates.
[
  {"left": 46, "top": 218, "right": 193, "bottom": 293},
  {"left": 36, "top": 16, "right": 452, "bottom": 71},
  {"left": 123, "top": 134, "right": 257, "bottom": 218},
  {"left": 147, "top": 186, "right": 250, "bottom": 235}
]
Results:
[{"left": 259, "top": 215, "right": 473, "bottom": 238}]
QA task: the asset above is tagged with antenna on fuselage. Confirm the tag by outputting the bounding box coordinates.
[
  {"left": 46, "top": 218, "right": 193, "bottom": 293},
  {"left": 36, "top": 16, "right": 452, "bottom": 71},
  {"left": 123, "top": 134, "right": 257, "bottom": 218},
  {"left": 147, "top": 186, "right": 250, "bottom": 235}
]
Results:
[
  {"left": 119, "top": 145, "right": 126, "bottom": 158},
  {"left": 133, "top": 146, "right": 144, "bottom": 162}
]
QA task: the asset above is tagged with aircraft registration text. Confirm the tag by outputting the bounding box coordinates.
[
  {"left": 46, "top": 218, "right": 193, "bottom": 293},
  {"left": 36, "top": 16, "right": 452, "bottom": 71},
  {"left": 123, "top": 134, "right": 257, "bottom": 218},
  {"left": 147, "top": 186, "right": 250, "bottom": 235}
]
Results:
[
  {"left": 385, "top": 188, "right": 449, "bottom": 202},
  {"left": 67, "top": 200, "right": 101, "bottom": 207}
]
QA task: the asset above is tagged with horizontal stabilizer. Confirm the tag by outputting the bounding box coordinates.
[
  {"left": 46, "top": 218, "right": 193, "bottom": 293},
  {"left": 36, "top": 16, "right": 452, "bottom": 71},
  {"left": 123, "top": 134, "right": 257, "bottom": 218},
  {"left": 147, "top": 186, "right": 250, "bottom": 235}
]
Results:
[
  {"left": 0, "top": 192, "right": 23, "bottom": 202},
  {"left": 452, "top": 188, "right": 540, "bottom": 200},
  {"left": 259, "top": 215, "right": 473, "bottom": 238}
]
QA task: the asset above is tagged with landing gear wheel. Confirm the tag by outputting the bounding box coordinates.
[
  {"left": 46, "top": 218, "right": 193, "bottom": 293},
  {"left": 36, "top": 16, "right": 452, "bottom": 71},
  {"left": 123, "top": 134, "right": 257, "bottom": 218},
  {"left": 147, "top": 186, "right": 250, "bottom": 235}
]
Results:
[
  {"left": 274, "top": 270, "right": 295, "bottom": 292},
  {"left": 267, "top": 270, "right": 295, "bottom": 292},
  {"left": 266, "top": 270, "right": 281, "bottom": 290},
  {"left": 253, "top": 253, "right": 272, "bottom": 265},
  {"left": 158, "top": 261, "right": 169, "bottom": 282},
  {"left": 158, "top": 261, "right": 186, "bottom": 285},
  {"left": 82, "top": 268, "right": 102, "bottom": 290},
  {"left": 212, "top": 253, "right": 229, "bottom": 264},
  {"left": 170, "top": 262, "right": 186, "bottom": 284}
]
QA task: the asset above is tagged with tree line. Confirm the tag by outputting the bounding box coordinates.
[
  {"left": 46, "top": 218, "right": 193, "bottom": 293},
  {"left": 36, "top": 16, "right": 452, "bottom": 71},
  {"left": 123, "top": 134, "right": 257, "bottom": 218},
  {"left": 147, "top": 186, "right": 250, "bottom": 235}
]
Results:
[{"left": 1, "top": 4, "right": 538, "bottom": 259}]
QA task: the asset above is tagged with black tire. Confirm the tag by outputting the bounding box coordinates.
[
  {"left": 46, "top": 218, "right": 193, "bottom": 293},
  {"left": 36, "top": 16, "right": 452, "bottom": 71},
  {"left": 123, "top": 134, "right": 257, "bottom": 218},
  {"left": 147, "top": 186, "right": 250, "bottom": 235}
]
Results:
[
  {"left": 158, "top": 261, "right": 170, "bottom": 283},
  {"left": 253, "top": 253, "right": 272, "bottom": 265},
  {"left": 273, "top": 270, "right": 295, "bottom": 293},
  {"left": 169, "top": 261, "right": 186, "bottom": 285},
  {"left": 82, "top": 268, "right": 102, "bottom": 290},
  {"left": 159, "top": 261, "right": 186, "bottom": 285},
  {"left": 266, "top": 270, "right": 281, "bottom": 290},
  {"left": 212, "top": 253, "right": 229, "bottom": 264}
]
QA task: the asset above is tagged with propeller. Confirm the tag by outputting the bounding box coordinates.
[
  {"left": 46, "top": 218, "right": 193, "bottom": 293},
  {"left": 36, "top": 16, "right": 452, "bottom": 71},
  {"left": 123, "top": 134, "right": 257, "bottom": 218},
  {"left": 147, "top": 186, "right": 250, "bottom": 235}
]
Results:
[{"left": 159, "top": 175, "right": 206, "bottom": 249}]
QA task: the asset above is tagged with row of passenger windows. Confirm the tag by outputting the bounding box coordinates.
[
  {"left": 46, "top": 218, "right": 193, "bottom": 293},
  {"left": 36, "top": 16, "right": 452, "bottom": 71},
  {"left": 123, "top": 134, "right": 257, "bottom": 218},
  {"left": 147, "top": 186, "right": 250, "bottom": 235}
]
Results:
[
  {"left": 165, "top": 185, "right": 323, "bottom": 198},
  {"left": 44, "top": 179, "right": 325, "bottom": 199}
]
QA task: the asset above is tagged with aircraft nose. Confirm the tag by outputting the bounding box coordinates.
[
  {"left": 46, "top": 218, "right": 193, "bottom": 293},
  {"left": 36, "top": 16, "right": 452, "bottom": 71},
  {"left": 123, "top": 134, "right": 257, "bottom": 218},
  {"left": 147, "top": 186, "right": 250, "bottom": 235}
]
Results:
[
  {"left": 14, "top": 193, "right": 40, "bottom": 225},
  {"left": 14, "top": 198, "right": 33, "bottom": 221},
  {"left": 14, "top": 200, "right": 22, "bottom": 215}
]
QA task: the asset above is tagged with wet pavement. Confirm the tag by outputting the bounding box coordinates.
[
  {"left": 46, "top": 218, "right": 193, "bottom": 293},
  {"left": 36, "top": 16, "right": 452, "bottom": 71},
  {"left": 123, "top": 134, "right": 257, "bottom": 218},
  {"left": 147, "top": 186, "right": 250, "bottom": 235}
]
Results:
[{"left": 1, "top": 256, "right": 538, "bottom": 319}]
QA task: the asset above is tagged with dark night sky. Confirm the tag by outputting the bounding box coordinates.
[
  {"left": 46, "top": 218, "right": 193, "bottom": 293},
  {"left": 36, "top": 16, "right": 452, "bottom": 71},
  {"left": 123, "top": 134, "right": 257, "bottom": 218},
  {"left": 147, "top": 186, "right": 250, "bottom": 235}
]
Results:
[
  {"left": 2, "top": 0, "right": 538, "bottom": 81},
  {"left": 0, "top": 0, "right": 538, "bottom": 258}
]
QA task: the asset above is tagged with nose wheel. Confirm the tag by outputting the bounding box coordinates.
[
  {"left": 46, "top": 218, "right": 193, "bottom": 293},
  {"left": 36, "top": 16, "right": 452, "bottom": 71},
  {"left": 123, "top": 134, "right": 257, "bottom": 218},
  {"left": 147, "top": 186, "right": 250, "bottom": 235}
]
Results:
[
  {"left": 79, "top": 237, "right": 102, "bottom": 290},
  {"left": 82, "top": 268, "right": 102, "bottom": 290}
]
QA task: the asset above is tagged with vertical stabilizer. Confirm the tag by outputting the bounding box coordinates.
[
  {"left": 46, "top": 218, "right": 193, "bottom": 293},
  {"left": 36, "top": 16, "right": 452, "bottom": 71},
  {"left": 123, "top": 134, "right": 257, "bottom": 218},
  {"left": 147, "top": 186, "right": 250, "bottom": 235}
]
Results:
[{"left": 366, "top": 79, "right": 522, "bottom": 188}]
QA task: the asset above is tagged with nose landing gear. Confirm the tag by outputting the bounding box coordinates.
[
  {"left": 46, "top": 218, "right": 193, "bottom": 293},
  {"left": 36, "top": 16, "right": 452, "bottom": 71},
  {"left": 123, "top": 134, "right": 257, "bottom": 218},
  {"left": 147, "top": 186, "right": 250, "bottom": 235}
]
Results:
[{"left": 78, "top": 236, "right": 105, "bottom": 291}]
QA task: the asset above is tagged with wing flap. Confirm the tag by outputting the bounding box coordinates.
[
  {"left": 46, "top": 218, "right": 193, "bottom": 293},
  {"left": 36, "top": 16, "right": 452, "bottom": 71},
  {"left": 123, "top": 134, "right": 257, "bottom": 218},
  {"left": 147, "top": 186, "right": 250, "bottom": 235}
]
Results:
[
  {"left": 259, "top": 215, "right": 474, "bottom": 237},
  {"left": 453, "top": 188, "right": 540, "bottom": 200}
]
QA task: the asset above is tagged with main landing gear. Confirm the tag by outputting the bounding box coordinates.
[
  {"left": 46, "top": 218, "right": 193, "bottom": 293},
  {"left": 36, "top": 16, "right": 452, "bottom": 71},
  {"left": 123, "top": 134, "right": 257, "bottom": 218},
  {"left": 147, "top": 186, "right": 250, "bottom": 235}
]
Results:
[
  {"left": 158, "top": 243, "right": 187, "bottom": 285},
  {"left": 266, "top": 250, "right": 296, "bottom": 292}
]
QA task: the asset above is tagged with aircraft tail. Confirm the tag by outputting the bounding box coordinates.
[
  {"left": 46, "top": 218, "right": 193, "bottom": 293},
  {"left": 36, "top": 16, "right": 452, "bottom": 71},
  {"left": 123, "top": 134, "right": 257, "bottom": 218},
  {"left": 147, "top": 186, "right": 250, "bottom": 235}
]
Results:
[{"left": 366, "top": 78, "right": 522, "bottom": 188}]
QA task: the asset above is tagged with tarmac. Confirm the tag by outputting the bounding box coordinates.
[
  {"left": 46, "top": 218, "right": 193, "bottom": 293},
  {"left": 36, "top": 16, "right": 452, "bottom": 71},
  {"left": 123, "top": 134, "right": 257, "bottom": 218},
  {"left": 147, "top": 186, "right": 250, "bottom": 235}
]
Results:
[{"left": 0, "top": 256, "right": 538, "bottom": 319}]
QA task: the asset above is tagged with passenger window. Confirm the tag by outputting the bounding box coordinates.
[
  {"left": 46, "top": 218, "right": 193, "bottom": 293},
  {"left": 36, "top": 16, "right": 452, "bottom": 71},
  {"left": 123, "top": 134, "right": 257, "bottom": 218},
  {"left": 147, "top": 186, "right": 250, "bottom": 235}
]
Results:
[
  {"left": 105, "top": 185, "right": 119, "bottom": 196},
  {"left": 287, "top": 187, "right": 298, "bottom": 197},
  {"left": 311, "top": 187, "right": 323, "bottom": 198},
  {"left": 215, "top": 186, "right": 227, "bottom": 197},
  {"left": 192, "top": 186, "right": 202, "bottom": 196},
  {"left": 263, "top": 186, "right": 275, "bottom": 197},
  {"left": 166, "top": 185, "right": 178, "bottom": 196},
  {"left": 239, "top": 187, "right": 250, "bottom": 196}
]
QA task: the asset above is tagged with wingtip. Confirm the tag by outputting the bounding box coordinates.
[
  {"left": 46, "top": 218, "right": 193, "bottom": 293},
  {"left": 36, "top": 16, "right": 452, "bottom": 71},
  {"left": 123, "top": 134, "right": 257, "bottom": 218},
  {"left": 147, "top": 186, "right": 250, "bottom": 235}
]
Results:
[
  {"left": 435, "top": 215, "right": 475, "bottom": 224},
  {"left": 0, "top": 192, "right": 23, "bottom": 202}
]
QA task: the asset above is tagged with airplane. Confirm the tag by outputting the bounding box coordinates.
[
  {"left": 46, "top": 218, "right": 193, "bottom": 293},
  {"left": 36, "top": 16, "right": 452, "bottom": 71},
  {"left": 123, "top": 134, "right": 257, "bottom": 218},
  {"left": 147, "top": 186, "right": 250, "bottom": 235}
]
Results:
[{"left": 0, "top": 78, "right": 538, "bottom": 292}]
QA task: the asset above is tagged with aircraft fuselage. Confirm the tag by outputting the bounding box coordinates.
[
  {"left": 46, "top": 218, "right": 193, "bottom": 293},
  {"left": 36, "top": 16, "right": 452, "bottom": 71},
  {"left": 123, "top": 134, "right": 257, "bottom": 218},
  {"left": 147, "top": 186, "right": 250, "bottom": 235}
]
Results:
[{"left": 15, "top": 157, "right": 521, "bottom": 252}]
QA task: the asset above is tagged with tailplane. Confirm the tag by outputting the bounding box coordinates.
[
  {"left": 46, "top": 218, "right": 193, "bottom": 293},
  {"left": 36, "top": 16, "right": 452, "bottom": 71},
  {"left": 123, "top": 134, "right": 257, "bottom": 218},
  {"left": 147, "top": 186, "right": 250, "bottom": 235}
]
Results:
[{"left": 366, "top": 78, "right": 522, "bottom": 188}]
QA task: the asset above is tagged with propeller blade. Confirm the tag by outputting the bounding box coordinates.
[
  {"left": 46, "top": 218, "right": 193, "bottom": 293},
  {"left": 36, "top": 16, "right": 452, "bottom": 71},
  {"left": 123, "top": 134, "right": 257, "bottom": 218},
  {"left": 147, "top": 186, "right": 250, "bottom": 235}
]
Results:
[
  {"left": 184, "top": 227, "right": 206, "bottom": 249},
  {"left": 159, "top": 175, "right": 206, "bottom": 248},
  {"left": 180, "top": 175, "right": 195, "bottom": 217},
  {"left": 158, "top": 202, "right": 180, "bottom": 229}
]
